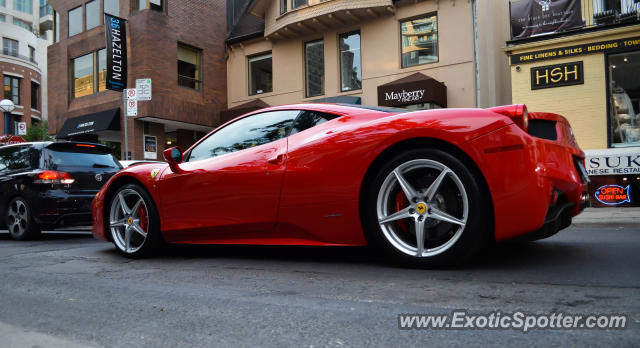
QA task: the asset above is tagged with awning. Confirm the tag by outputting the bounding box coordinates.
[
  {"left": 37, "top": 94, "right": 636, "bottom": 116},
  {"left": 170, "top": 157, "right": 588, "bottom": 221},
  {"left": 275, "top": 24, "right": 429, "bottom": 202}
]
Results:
[
  {"left": 310, "top": 96, "right": 362, "bottom": 104},
  {"left": 377, "top": 73, "right": 447, "bottom": 108},
  {"left": 56, "top": 108, "right": 120, "bottom": 140},
  {"left": 220, "top": 99, "right": 270, "bottom": 124}
]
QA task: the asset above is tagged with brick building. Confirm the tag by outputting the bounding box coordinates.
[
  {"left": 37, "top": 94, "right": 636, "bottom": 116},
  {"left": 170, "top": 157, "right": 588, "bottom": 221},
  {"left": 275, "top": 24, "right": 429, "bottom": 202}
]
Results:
[
  {"left": 1, "top": 0, "right": 52, "bottom": 134},
  {"left": 47, "top": 0, "right": 227, "bottom": 160}
]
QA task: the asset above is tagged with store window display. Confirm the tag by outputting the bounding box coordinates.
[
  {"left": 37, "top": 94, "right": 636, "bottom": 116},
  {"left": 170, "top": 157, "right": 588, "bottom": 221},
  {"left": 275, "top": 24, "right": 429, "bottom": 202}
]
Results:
[{"left": 609, "top": 51, "right": 640, "bottom": 147}]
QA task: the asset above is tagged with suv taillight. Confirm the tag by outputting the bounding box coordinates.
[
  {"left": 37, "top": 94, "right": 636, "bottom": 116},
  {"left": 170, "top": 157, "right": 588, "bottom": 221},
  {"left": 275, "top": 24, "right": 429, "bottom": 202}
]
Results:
[{"left": 34, "top": 171, "right": 75, "bottom": 184}]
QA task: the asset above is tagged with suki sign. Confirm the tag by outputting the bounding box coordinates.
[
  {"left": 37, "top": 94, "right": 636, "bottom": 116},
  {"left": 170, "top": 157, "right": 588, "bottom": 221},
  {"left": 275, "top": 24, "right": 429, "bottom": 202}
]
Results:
[
  {"left": 104, "top": 14, "right": 127, "bottom": 92},
  {"left": 595, "top": 185, "right": 631, "bottom": 206},
  {"left": 585, "top": 149, "right": 640, "bottom": 176}
]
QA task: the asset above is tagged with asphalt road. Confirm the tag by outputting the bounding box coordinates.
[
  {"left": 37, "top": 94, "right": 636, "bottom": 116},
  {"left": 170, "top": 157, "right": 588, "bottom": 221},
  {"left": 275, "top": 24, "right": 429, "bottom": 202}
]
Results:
[{"left": 0, "top": 224, "right": 638, "bottom": 347}]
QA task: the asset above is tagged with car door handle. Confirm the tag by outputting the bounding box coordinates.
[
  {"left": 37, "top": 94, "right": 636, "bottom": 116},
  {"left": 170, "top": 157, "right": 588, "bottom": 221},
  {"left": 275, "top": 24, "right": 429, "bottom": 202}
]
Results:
[{"left": 267, "top": 153, "right": 285, "bottom": 165}]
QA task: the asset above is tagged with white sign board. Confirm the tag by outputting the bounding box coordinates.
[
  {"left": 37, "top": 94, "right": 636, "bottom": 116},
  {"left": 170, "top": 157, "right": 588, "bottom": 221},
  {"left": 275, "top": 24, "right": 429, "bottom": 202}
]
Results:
[
  {"left": 585, "top": 148, "right": 640, "bottom": 176},
  {"left": 126, "top": 88, "right": 137, "bottom": 100},
  {"left": 136, "top": 79, "right": 152, "bottom": 101},
  {"left": 126, "top": 99, "right": 138, "bottom": 116},
  {"left": 17, "top": 122, "right": 27, "bottom": 135}
]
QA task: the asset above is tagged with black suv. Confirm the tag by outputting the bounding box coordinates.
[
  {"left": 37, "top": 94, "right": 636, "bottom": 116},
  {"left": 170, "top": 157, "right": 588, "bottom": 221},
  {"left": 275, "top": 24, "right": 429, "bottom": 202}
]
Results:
[{"left": 0, "top": 142, "right": 121, "bottom": 240}]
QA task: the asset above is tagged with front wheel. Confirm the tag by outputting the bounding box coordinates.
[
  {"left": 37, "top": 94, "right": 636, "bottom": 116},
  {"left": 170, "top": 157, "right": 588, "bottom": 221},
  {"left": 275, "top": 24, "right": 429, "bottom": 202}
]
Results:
[
  {"left": 108, "top": 184, "right": 162, "bottom": 258},
  {"left": 364, "top": 149, "right": 488, "bottom": 268},
  {"left": 6, "top": 197, "right": 41, "bottom": 241}
]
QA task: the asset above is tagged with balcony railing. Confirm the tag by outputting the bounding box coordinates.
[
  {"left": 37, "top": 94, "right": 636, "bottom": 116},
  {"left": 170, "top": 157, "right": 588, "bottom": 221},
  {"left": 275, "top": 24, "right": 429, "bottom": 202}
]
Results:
[{"left": 1, "top": 48, "right": 37, "bottom": 65}]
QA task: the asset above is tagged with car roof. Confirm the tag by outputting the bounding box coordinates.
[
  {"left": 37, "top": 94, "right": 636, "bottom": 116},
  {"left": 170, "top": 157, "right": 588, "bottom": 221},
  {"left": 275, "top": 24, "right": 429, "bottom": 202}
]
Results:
[{"left": 245, "top": 103, "right": 407, "bottom": 117}]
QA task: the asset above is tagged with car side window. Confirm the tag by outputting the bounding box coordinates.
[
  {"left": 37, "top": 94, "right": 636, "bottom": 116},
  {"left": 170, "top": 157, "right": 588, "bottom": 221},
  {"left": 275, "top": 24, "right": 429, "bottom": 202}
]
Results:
[
  {"left": 290, "top": 111, "right": 338, "bottom": 135},
  {"left": 0, "top": 146, "right": 32, "bottom": 173},
  {"left": 186, "top": 110, "right": 300, "bottom": 162}
]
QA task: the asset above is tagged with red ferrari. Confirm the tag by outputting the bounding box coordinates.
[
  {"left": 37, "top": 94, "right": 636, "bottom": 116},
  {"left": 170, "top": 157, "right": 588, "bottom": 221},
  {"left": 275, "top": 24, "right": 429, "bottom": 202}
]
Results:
[{"left": 92, "top": 103, "right": 589, "bottom": 266}]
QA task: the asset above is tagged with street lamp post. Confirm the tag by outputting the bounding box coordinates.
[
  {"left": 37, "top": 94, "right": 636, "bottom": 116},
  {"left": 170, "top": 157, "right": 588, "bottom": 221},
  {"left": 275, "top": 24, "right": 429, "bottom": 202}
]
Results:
[{"left": 0, "top": 99, "right": 16, "bottom": 135}]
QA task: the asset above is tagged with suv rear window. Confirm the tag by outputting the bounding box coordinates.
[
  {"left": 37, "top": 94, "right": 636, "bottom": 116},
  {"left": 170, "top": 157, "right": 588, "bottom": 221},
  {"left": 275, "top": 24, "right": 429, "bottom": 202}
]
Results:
[{"left": 43, "top": 144, "right": 121, "bottom": 170}]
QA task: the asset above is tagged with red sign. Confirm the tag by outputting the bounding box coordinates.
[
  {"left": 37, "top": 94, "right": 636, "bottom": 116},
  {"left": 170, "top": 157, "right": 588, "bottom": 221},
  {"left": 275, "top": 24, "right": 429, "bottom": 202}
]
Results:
[
  {"left": 595, "top": 185, "right": 631, "bottom": 206},
  {"left": 0, "top": 135, "right": 26, "bottom": 146}
]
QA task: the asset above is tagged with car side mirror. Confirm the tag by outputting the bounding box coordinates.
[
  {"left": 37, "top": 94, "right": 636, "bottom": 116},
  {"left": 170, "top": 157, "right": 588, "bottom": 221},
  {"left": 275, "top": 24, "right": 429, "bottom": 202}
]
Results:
[{"left": 163, "top": 146, "right": 184, "bottom": 173}]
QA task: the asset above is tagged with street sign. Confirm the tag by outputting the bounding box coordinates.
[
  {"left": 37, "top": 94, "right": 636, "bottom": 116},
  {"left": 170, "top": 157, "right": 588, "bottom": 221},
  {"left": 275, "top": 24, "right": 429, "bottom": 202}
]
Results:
[
  {"left": 136, "top": 78, "right": 152, "bottom": 101},
  {"left": 126, "top": 99, "right": 138, "bottom": 116},
  {"left": 126, "top": 88, "right": 137, "bottom": 100},
  {"left": 17, "top": 122, "right": 27, "bottom": 135}
]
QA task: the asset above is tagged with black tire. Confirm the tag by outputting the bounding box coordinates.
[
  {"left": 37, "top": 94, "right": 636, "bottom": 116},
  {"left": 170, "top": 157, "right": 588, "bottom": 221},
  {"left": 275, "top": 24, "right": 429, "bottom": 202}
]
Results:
[
  {"left": 107, "top": 184, "right": 163, "bottom": 258},
  {"left": 363, "top": 148, "right": 488, "bottom": 268},
  {"left": 5, "top": 197, "right": 41, "bottom": 241}
]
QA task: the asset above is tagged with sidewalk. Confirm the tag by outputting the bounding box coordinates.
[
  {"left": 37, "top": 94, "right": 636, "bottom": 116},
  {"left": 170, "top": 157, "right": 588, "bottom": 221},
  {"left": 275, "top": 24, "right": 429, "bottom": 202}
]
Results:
[{"left": 572, "top": 207, "right": 640, "bottom": 226}]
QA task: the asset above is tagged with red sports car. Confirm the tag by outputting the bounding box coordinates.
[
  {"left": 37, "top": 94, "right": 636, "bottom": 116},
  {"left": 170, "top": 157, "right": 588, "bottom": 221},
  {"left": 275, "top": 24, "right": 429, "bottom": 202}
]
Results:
[{"left": 92, "top": 103, "right": 589, "bottom": 267}]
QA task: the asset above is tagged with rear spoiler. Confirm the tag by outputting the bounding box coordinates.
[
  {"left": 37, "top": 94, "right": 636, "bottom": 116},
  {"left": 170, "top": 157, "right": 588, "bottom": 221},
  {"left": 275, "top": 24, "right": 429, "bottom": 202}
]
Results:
[{"left": 45, "top": 142, "right": 112, "bottom": 153}]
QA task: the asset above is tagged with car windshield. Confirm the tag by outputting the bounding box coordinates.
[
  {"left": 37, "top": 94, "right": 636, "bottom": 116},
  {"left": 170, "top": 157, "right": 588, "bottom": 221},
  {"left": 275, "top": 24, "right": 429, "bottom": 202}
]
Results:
[{"left": 45, "top": 149, "right": 120, "bottom": 169}]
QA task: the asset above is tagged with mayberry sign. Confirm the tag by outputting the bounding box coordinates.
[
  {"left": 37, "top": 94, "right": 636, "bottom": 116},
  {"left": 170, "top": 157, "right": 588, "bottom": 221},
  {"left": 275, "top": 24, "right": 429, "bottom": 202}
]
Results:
[{"left": 377, "top": 73, "right": 447, "bottom": 108}]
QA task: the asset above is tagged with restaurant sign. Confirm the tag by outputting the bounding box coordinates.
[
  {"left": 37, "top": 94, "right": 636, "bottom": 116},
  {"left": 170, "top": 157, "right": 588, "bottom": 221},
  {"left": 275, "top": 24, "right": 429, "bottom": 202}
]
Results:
[
  {"left": 585, "top": 148, "right": 640, "bottom": 176},
  {"left": 510, "top": 36, "right": 640, "bottom": 65}
]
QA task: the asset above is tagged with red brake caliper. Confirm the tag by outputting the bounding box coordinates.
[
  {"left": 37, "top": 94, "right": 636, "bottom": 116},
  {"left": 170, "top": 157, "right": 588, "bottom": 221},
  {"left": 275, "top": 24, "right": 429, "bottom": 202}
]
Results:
[
  {"left": 394, "top": 191, "right": 408, "bottom": 233},
  {"left": 138, "top": 204, "right": 148, "bottom": 232}
]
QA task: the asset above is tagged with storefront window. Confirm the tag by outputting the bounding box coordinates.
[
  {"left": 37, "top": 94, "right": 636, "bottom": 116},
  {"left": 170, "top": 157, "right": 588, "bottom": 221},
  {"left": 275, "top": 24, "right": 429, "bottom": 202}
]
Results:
[
  {"left": 248, "top": 53, "right": 272, "bottom": 95},
  {"left": 72, "top": 53, "right": 94, "bottom": 98},
  {"left": 609, "top": 51, "right": 640, "bottom": 147},
  {"left": 401, "top": 14, "right": 438, "bottom": 68},
  {"left": 85, "top": 0, "right": 100, "bottom": 30},
  {"left": 305, "top": 40, "right": 324, "bottom": 98},
  {"left": 339, "top": 31, "right": 361, "bottom": 92},
  {"left": 68, "top": 6, "right": 82, "bottom": 37}
]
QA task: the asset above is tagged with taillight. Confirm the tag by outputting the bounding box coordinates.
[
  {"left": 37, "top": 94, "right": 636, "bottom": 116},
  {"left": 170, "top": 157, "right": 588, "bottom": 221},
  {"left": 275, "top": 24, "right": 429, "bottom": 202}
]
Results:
[
  {"left": 488, "top": 104, "right": 529, "bottom": 131},
  {"left": 34, "top": 171, "right": 75, "bottom": 184}
]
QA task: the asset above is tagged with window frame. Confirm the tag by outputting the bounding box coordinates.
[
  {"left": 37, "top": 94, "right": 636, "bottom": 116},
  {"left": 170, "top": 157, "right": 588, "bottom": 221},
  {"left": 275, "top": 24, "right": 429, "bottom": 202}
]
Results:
[
  {"left": 3, "top": 37, "right": 19, "bottom": 56},
  {"left": 280, "top": 0, "right": 287, "bottom": 14},
  {"left": 338, "top": 30, "right": 362, "bottom": 92},
  {"left": 399, "top": 13, "right": 439, "bottom": 69},
  {"left": 248, "top": 52, "right": 273, "bottom": 96},
  {"left": 136, "top": 0, "right": 164, "bottom": 12},
  {"left": 4, "top": 76, "right": 21, "bottom": 105},
  {"left": 85, "top": 0, "right": 100, "bottom": 30},
  {"left": 292, "top": 0, "right": 307, "bottom": 9},
  {"left": 104, "top": 0, "right": 119, "bottom": 16},
  {"left": 30, "top": 81, "right": 39, "bottom": 110},
  {"left": 70, "top": 48, "right": 106, "bottom": 99},
  {"left": 177, "top": 43, "right": 203, "bottom": 91},
  {"left": 304, "top": 39, "right": 325, "bottom": 98},
  {"left": 13, "top": 0, "right": 33, "bottom": 13},
  {"left": 68, "top": 5, "right": 82, "bottom": 37}
]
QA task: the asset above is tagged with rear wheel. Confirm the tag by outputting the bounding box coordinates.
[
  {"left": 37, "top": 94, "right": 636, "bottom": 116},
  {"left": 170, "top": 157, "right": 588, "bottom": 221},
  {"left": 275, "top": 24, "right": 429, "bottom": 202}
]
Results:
[
  {"left": 364, "top": 149, "right": 487, "bottom": 268},
  {"left": 6, "top": 197, "right": 41, "bottom": 241},
  {"left": 108, "top": 184, "right": 162, "bottom": 258}
]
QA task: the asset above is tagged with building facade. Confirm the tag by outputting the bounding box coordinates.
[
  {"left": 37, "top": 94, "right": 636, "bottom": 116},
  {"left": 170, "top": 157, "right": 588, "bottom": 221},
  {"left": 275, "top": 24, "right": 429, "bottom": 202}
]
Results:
[
  {"left": 505, "top": 0, "right": 640, "bottom": 207},
  {"left": 47, "top": 0, "right": 227, "bottom": 160},
  {"left": 224, "top": 0, "right": 512, "bottom": 122},
  {"left": 1, "top": 0, "right": 52, "bottom": 134}
]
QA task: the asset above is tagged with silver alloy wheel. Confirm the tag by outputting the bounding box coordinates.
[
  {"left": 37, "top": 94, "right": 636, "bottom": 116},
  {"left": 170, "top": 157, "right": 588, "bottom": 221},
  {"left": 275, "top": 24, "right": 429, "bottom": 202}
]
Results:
[
  {"left": 109, "top": 188, "right": 149, "bottom": 254},
  {"left": 376, "top": 159, "right": 469, "bottom": 257},
  {"left": 7, "top": 199, "right": 29, "bottom": 237}
]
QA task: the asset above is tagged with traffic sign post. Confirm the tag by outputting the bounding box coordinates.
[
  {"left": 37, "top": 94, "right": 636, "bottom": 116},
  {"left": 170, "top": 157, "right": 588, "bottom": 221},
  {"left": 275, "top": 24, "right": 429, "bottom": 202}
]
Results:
[
  {"left": 16, "top": 122, "right": 27, "bottom": 135},
  {"left": 120, "top": 80, "right": 149, "bottom": 160}
]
